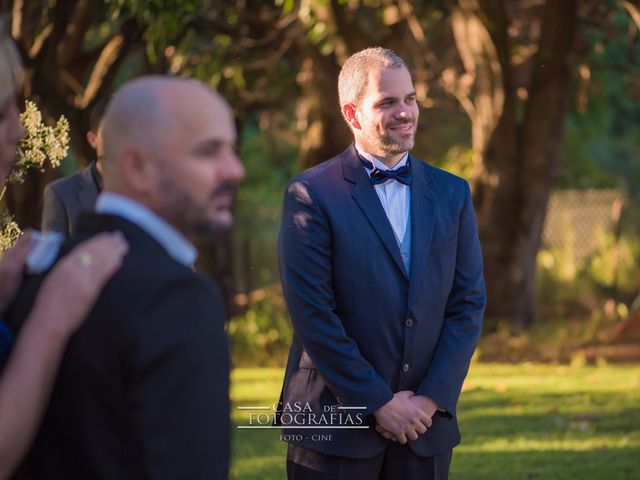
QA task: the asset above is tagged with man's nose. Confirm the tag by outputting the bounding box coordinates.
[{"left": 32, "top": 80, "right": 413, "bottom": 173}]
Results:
[
  {"left": 225, "top": 153, "right": 245, "bottom": 182},
  {"left": 395, "top": 109, "right": 411, "bottom": 121}
]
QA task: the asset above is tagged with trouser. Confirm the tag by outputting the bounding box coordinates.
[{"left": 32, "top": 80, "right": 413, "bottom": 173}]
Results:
[{"left": 287, "top": 443, "right": 452, "bottom": 480}]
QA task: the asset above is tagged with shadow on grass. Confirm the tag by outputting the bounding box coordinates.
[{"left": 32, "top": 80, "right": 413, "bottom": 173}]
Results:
[
  {"left": 231, "top": 430, "right": 640, "bottom": 480},
  {"left": 230, "top": 431, "right": 639, "bottom": 480}
]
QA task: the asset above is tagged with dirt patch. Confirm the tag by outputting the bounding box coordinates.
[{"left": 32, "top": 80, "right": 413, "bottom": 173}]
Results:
[{"left": 478, "top": 331, "right": 640, "bottom": 364}]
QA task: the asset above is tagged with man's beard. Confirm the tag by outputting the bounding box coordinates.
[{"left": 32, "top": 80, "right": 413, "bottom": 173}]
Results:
[
  {"left": 156, "top": 174, "right": 238, "bottom": 238},
  {"left": 366, "top": 120, "right": 416, "bottom": 157}
]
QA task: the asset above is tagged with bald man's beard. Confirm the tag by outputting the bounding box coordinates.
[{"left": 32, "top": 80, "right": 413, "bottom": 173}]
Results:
[{"left": 155, "top": 174, "right": 238, "bottom": 237}]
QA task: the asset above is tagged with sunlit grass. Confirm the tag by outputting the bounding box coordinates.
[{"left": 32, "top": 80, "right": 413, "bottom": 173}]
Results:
[
  {"left": 230, "top": 364, "right": 640, "bottom": 479},
  {"left": 452, "top": 363, "right": 640, "bottom": 479}
]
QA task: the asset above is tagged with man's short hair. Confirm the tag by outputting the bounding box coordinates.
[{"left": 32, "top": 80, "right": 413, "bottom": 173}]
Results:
[
  {"left": 337, "top": 47, "right": 408, "bottom": 113},
  {"left": 89, "top": 96, "right": 111, "bottom": 133}
]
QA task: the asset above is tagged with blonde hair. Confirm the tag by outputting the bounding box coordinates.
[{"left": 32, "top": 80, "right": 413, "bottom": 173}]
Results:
[{"left": 0, "top": 17, "right": 23, "bottom": 105}]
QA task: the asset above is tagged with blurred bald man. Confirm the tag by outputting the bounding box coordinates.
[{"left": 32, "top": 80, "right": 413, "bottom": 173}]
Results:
[{"left": 8, "top": 76, "right": 245, "bottom": 479}]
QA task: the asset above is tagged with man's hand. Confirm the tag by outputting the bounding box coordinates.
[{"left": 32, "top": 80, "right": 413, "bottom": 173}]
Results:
[
  {"left": 410, "top": 395, "right": 439, "bottom": 418},
  {"left": 373, "top": 391, "right": 431, "bottom": 444}
]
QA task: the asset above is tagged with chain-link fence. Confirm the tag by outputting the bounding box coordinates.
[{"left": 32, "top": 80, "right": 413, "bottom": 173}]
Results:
[
  {"left": 539, "top": 188, "right": 638, "bottom": 317},
  {"left": 542, "top": 189, "right": 625, "bottom": 264}
]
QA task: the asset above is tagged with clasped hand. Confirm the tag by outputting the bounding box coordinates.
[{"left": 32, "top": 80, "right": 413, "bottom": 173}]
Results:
[{"left": 373, "top": 391, "right": 438, "bottom": 444}]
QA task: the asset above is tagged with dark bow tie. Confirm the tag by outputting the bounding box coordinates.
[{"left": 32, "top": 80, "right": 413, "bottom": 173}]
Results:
[{"left": 360, "top": 157, "right": 412, "bottom": 186}]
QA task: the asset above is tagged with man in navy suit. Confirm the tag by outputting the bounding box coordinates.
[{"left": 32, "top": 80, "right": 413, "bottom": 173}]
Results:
[{"left": 278, "top": 47, "right": 486, "bottom": 479}]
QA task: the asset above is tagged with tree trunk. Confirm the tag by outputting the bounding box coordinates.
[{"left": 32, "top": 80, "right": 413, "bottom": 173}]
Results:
[
  {"left": 296, "top": 49, "right": 351, "bottom": 170},
  {"left": 510, "top": 0, "right": 578, "bottom": 328},
  {"left": 453, "top": 0, "right": 577, "bottom": 329}
]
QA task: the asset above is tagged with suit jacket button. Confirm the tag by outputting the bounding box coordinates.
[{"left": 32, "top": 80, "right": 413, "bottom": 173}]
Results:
[
  {"left": 402, "top": 363, "right": 410, "bottom": 373},
  {"left": 405, "top": 318, "right": 414, "bottom": 327}
]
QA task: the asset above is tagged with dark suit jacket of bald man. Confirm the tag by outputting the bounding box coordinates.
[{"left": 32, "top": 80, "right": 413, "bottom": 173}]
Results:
[
  {"left": 7, "top": 213, "right": 230, "bottom": 480},
  {"left": 278, "top": 144, "right": 486, "bottom": 459},
  {"left": 41, "top": 162, "right": 100, "bottom": 237}
]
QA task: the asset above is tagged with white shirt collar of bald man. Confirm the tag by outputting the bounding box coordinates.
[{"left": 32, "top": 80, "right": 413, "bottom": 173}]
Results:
[{"left": 95, "top": 192, "right": 197, "bottom": 267}]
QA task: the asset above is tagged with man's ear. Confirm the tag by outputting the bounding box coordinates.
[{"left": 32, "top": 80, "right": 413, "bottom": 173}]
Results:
[
  {"left": 120, "top": 147, "right": 157, "bottom": 195},
  {"left": 342, "top": 104, "right": 361, "bottom": 130},
  {"left": 86, "top": 131, "right": 98, "bottom": 150}
]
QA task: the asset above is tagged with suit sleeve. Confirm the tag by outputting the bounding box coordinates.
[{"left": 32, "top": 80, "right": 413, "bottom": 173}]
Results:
[
  {"left": 416, "top": 180, "right": 485, "bottom": 416},
  {"left": 279, "top": 180, "right": 393, "bottom": 416},
  {"left": 127, "top": 276, "right": 230, "bottom": 480},
  {"left": 41, "top": 184, "right": 69, "bottom": 237}
]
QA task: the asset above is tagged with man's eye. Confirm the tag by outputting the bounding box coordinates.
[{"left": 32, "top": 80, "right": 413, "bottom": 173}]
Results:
[{"left": 206, "top": 147, "right": 222, "bottom": 156}]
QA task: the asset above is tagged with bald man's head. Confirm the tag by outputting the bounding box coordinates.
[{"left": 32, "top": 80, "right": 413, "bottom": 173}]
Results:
[
  {"left": 102, "top": 77, "right": 189, "bottom": 176},
  {"left": 101, "top": 75, "right": 244, "bottom": 235}
]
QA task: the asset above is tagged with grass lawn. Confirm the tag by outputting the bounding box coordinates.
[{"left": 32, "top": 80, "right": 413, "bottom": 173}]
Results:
[{"left": 230, "top": 363, "right": 640, "bottom": 479}]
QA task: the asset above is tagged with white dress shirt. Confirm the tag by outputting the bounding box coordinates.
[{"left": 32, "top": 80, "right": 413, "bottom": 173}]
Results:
[{"left": 356, "top": 146, "right": 411, "bottom": 245}]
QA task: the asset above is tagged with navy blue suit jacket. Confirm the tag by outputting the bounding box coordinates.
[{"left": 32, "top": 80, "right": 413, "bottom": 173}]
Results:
[{"left": 278, "top": 144, "right": 485, "bottom": 459}]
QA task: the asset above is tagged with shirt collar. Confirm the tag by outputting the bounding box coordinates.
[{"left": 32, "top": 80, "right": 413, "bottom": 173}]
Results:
[
  {"left": 95, "top": 192, "right": 197, "bottom": 267},
  {"left": 354, "top": 144, "right": 409, "bottom": 176}
]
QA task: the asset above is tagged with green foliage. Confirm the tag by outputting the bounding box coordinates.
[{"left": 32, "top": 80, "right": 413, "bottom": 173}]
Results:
[
  {"left": 436, "top": 145, "right": 474, "bottom": 180},
  {"left": 228, "top": 286, "right": 292, "bottom": 367},
  {"left": 107, "top": 0, "right": 210, "bottom": 63},
  {"left": 544, "top": 4, "right": 640, "bottom": 321},
  {"left": 562, "top": 5, "right": 640, "bottom": 197},
  {"left": 235, "top": 120, "right": 299, "bottom": 288},
  {"left": 585, "top": 231, "right": 638, "bottom": 290},
  {"left": 537, "top": 230, "right": 640, "bottom": 323}
]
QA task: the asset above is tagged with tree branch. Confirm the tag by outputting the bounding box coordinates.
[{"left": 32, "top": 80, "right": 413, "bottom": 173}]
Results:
[
  {"left": 27, "top": 23, "right": 53, "bottom": 59},
  {"left": 621, "top": 0, "right": 640, "bottom": 30},
  {"left": 57, "top": 0, "right": 97, "bottom": 67},
  {"left": 74, "top": 33, "right": 125, "bottom": 108},
  {"left": 11, "top": 0, "right": 23, "bottom": 40}
]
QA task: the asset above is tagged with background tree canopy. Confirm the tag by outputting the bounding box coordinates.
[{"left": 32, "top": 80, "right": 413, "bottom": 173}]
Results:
[{"left": 3, "top": 0, "right": 639, "bottom": 333}]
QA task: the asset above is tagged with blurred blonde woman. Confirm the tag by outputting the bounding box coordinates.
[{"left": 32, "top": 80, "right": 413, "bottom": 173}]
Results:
[{"left": 0, "top": 20, "right": 128, "bottom": 478}]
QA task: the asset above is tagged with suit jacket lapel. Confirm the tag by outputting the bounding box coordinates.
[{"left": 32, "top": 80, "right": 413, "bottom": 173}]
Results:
[
  {"left": 76, "top": 163, "right": 100, "bottom": 211},
  {"left": 342, "top": 145, "right": 409, "bottom": 280},
  {"left": 408, "top": 157, "right": 435, "bottom": 307}
]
